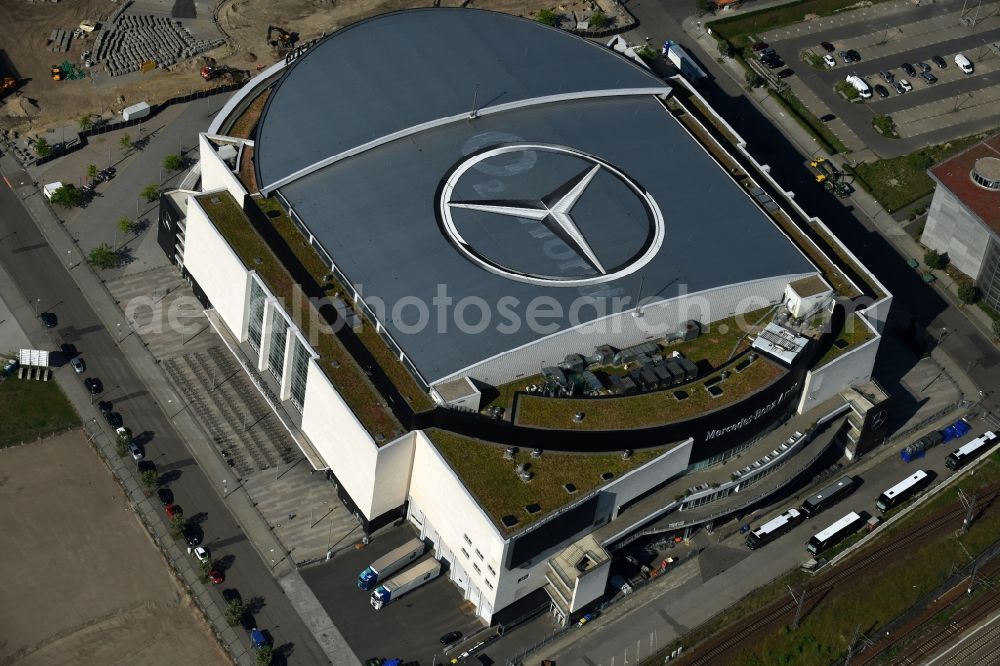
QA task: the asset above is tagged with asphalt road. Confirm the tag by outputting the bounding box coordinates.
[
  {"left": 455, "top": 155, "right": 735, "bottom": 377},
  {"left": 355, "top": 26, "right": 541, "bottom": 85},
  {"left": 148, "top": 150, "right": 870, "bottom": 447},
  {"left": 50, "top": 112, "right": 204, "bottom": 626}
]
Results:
[{"left": 0, "top": 181, "right": 329, "bottom": 664}]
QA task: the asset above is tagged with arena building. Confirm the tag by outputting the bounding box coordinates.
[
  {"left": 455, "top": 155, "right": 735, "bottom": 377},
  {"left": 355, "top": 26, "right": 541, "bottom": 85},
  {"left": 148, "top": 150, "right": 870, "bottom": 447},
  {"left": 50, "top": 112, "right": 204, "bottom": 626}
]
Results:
[{"left": 159, "top": 8, "right": 891, "bottom": 624}]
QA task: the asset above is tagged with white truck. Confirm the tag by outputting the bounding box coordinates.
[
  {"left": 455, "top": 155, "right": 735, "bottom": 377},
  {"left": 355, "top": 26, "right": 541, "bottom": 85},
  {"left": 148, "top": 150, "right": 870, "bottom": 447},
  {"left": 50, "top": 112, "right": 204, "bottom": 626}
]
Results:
[
  {"left": 370, "top": 558, "right": 441, "bottom": 609},
  {"left": 845, "top": 75, "right": 872, "bottom": 99},
  {"left": 43, "top": 182, "right": 64, "bottom": 200},
  {"left": 356, "top": 537, "right": 425, "bottom": 591},
  {"left": 662, "top": 41, "right": 708, "bottom": 84}
]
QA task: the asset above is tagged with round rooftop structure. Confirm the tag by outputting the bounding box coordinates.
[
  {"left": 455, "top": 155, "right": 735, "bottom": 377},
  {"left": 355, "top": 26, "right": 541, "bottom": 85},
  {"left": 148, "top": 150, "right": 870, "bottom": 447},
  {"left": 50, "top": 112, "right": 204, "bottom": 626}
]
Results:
[
  {"left": 971, "top": 156, "right": 1000, "bottom": 190},
  {"left": 249, "top": 8, "right": 817, "bottom": 387}
]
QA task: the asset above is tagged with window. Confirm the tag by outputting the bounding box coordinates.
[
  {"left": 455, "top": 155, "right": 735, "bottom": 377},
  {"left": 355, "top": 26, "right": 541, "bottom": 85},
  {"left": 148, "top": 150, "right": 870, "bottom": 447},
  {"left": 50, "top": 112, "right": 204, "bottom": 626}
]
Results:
[
  {"left": 475, "top": 549, "right": 484, "bottom": 560},
  {"left": 463, "top": 534, "right": 472, "bottom": 545},
  {"left": 247, "top": 280, "right": 266, "bottom": 351},
  {"left": 473, "top": 564, "right": 481, "bottom": 574},
  {"left": 487, "top": 565, "right": 496, "bottom": 577},
  {"left": 289, "top": 338, "right": 309, "bottom": 411},
  {"left": 486, "top": 580, "right": 493, "bottom": 589},
  {"left": 461, "top": 548, "right": 469, "bottom": 559},
  {"left": 517, "top": 573, "right": 529, "bottom": 583},
  {"left": 267, "top": 308, "right": 287, "bottom": 381}
]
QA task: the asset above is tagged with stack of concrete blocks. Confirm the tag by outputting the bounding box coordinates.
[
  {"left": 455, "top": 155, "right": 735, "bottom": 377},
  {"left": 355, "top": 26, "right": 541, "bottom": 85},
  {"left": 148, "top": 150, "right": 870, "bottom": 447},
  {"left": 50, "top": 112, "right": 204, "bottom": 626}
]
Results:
[
  {"left": 48, "top": 29, "right": 73, "bottom": 52},
  {"left": 97, "top": 13, "right": 224, "bottom": 76}
]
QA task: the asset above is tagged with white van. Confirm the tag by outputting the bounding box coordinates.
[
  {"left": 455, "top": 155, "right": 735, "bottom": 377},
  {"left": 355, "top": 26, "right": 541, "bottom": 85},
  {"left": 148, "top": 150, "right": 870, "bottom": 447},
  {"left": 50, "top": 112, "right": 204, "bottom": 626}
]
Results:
[
  {"left": 955, "top": 53, "right": 973, "bottom": 74},
  {"left": 845, "top": 75, "right": 872, "bottom": 99},
  {"left": 42, "top": 182, "right": 64, "bottom": 200}
]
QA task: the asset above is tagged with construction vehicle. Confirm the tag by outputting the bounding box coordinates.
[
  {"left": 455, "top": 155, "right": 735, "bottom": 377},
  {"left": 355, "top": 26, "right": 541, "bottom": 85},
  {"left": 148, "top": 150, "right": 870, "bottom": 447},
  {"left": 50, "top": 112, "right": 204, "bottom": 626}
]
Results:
[
  {"left": 200, "top": 65, "right": 249, "bottom": 83},
  {"left": 267, "top": 25, "right": 297, "bottom": 54},
  {"left": 808, "top": 158, "right": 853, "bottom": 197},
  {"left": 51, "top": 64, "right": 65, "bottom": 81},
  {"left": 79, "top": 19, "right": 98, "bottom": 34},
  {"left": 1, "top": 76, "right": 16, "bottom": 95}
]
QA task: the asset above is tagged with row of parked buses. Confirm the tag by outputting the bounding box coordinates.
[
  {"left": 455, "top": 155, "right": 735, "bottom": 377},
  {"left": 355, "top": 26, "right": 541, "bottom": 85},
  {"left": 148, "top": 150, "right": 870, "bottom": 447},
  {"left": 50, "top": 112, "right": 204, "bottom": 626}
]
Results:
[{"left": 745, "top": 430, "right": 996, "bottom": 555}]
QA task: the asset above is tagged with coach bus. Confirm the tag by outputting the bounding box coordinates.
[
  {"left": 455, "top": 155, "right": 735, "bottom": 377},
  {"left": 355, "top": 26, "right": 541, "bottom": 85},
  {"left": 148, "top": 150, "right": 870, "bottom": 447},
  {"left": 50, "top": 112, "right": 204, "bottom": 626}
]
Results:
[
  {"left": 806, "top": 511, "right": 865, "bottom": 555},
  {"left": 800, "top": 476, "right": 858, "bottom": 518},
  {"left": 945, "top": 431, "right": 997, "bottom": 471},
  {"left": 875, "top": 470, "right": 932, "bottom": 513},
  {"left": 746, "top": 508, "right": 804, "bottom": 550}
]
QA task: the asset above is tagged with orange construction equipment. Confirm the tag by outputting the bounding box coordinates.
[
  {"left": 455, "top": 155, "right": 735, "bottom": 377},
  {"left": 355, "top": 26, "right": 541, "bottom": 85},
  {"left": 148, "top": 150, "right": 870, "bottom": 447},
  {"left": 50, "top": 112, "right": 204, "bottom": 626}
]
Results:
[{"left": 51, "top": 65, "right": 64, "bottom": 81}]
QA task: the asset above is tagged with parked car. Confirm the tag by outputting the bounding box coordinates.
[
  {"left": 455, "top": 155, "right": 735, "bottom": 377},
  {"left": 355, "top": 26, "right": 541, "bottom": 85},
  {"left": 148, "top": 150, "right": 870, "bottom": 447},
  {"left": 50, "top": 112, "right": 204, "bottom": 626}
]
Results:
[
  {"left": 758, "top": 47, "right": 776, "bottom": 59},
  {"left": 918, "top": 61, "right": 932, "bottom": 73},
  {"left": 70, "top": 357, "right": 85, "bottom": 373},
  {"left": 185, "top": 528, "right": 203, "bottom": 547},
  {"left": 193, "top": 546, "right": 210, "bottom": 563},
  {"left": 751, "top": 41, "right": 769, "bottom": 52},
  {"left": 166, "top": 503, "right": 182, "bottom": 518},
  {"left": 820, "top": 113, "right": 837, "bottom": 122},
  {"left": 440, "top": 631, "right": 462, "bottom": 646},
  {"left": 874, "top": 84, "right": 889, "bottom": 98},
  {"left": 156, "top": 488, "right": 173, "bottom": 506},
  {"left": 823, "top": 54, "right": 836, "bottom": 68},
  {"left": 222, "top": 589, "right": 242, "bottom": 605},
  {"left": 209, "top": 568, "right": 225, "bottom": 584},
  {"left": 902, "top": 62, "right": 917, "bottom": 76},
  {"left": 921, "top": 70, "right": 938, "bottom": 83},
  {"left": 880, "top": 70, "right": 894, "bottom": 84},
  {"left": 39, "top": 312, "right": 57, "bottom": 328},
  {"left": 128, "top": 442, "right": 143, "bottom": 462},
  {"left": 838, "top": 50, "right": 852, "bottom": 63},
  {"left": 84, "top": 377, "right": 102, "bottom": 394},
  {"left": 898, "top": 78, "right": 912, "bottom": 92},
  {"left": 578, "top": 611, "right": 600, "bottom": 626},
  {"left": 104, "top": 411, "right": 123, "bottom": 428},
  {"left": 60, "top": 343, "right": 77, "bottom": 356},
  {"left": 98, "top": 400, "right": 113, "bottom": 414},
  {"left": 820, "top": 41, "right": 835, "bottom": 52},
  {"left": 932, "top": 55, "right": 946, "bottom": 68},
  {"left": 766, "top": 58, "right": 785, "bottom": 69},
  {"left": 777, "top": 68, "right": 794, "bottom": 78}
]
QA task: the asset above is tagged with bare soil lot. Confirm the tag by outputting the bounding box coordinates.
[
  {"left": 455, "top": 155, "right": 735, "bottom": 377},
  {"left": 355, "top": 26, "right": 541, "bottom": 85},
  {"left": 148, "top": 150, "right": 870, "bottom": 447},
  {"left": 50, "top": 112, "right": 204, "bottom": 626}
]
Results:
[{"left": 0, "top": 431, "right": 226, "bottom": 666}]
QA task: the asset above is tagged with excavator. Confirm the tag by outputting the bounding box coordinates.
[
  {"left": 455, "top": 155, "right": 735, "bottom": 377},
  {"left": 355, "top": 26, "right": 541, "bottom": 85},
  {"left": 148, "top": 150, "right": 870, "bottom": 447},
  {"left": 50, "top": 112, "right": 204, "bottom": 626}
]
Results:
[
  {"left": 200, "top": 64, "right": 248, "bottom": 83},
  {"left": 266, "top": 25, "right": 297, "bottom": 55}
]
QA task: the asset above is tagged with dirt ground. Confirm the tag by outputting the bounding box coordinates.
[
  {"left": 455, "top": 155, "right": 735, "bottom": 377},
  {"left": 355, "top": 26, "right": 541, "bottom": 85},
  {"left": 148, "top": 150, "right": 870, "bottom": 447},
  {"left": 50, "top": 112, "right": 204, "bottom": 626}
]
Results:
[
  {"left": 0, "top": 431, "right": 227, "bottom": 666},
  {"left": 0, "top": 0, "right": 592, "bottom": 134}
]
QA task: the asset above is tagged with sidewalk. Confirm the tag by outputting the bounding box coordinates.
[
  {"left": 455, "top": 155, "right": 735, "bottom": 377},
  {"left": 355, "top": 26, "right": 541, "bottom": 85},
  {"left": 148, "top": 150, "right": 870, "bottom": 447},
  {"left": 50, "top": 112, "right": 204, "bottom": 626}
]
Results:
[
  {"left": 0, "top": 151, "right": 358, "bottom": 666},
  {"left": 680, "top": 16, "right": 999, "bottom": 348}
]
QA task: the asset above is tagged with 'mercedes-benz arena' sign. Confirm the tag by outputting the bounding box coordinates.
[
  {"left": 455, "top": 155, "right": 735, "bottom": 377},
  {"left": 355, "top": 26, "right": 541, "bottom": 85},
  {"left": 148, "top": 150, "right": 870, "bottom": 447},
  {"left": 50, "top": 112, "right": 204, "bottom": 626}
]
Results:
[{"left": 704, "top": 382, "right": 801, "bottom": 441}]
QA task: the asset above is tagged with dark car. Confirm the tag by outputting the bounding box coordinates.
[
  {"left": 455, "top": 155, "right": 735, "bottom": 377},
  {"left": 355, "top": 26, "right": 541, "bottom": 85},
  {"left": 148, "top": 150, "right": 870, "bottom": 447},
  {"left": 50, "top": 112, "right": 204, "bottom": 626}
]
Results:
[
  {"left": 820, "top": 41, "right": 835, "bottom": 52},
  {"left": 932, "top": 55, "right": 946, "bottom": 68},
  {"left": 157, "top": 488, "right": 174, "bottom": 506},
  {"left": 820, "top": 113, "right": 837, "bottom": 122},
  {"left": 751, "top": 41, "right": 769, "bottom": 51},
  {"left": 60, "top": 343, "right": 77, "bottom": 356},
  {"left": 440, "top": 631, "right": 462, "bottom": 646},
  {"left": 104, "top": 411, "right": 123, "bottom": 428},
  {"left": 880, "top": 70, "right": 894, "bottom": 84},
  {"left": 766, "top": 59, "right": 785, "bottom": 69},
  {"left": 921, "top": 70, "right": 938, "bottom": 83},
  {"left": 838, "top": 50, "right": 852, "bottom": 63},
  {"left": 874, "top": 84, "right": 889, "bottom": 98},
  {"left": 918, "top": 61, "right": 931, "bottom": 73},
  {"left": 97, "top": 400, "right": 113, "bottom": 414},
  {"left": 39, "top": 312, "right": 57, "bottom": 328},
  {"left": 902, "top": 62, "right": 917, "bottom": 76},
  {"left": 777, "top": 68, "right": 794, "bottom": 78},
  {"left": 222, "top": 589, "right": 242, "bottom": 604},
  {"left": 848, "top": 49, "right": 861, "bottom": 60},
  {"left": 758, "top": 47, "right": 776, "bottom": 59},
  {"left": 185, "top": 527, "right": 203, "bottom": 547},
  {"left": 84, "top": 377, "right": 103, "bottom": 394}
]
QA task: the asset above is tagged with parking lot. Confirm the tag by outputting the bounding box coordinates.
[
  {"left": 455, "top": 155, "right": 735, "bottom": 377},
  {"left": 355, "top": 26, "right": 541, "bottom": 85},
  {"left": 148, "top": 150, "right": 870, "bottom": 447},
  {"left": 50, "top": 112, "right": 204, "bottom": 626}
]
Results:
[
  {"left": 300, "top": 526, "right": 485, "bottom": 664},
  {"left": 757, "top": 0, "right": 1000, "bottom": 156}
]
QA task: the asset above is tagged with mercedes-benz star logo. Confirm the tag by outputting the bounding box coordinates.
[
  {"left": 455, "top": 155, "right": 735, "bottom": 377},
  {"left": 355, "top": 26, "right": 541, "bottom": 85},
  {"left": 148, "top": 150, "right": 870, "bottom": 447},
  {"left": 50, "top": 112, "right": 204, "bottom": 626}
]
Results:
[
  {"left": 871, "top": 410, "right": 887, "bottom": 430},
  {"left": 438, "top": 144, "right": 665, "bottom": 287}
]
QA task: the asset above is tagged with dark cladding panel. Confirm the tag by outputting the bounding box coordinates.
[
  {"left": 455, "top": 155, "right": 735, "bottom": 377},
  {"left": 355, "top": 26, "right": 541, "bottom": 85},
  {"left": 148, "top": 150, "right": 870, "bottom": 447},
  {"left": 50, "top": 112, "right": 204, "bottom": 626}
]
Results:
[{"left": 507, "top": 494, "right": 602, "bottom": 569}]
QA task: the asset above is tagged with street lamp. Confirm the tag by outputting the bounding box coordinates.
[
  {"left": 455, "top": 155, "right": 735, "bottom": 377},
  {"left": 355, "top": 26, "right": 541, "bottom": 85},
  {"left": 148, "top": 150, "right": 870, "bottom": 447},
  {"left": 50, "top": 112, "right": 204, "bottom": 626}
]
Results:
[
  {"left": 33, "top": 298, "right": 40, "bottom": 317},
  {"left": 223, "top": 478, "right": 227, "bottom": 496}
]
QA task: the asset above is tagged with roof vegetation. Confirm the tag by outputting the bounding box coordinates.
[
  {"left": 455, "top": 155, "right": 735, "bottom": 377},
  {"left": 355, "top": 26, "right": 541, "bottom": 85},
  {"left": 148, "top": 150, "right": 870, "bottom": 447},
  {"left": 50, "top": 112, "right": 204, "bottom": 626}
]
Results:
[
  {"left": 196, "top": 192, "right": 405, "bottom": 439},
  {"left": 815, "top": 312, "right": 875, "bottom": 367},
  {"left": 427, "top": 429, "right": 666, "bottom": 534}
]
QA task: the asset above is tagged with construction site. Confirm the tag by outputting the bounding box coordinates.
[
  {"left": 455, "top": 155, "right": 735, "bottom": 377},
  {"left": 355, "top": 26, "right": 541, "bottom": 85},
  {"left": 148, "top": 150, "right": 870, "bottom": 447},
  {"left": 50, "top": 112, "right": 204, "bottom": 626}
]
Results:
[{"left": 0, "top": 0, "right": 586, "bottom": 139}]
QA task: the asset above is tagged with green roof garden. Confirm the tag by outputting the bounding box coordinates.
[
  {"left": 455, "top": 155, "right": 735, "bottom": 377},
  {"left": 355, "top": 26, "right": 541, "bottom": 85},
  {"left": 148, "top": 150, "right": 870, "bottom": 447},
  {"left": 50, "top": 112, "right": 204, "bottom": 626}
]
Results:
[{"left": 427, "top": 429, "right": 667, "bottom": 534}]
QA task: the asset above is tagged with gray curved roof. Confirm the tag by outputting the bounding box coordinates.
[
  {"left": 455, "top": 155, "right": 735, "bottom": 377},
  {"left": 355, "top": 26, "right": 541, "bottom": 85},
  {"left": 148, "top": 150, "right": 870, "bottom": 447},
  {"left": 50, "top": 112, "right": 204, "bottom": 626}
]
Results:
[{"left": 255, "top": 8, "right": 666, "bottom": 188}]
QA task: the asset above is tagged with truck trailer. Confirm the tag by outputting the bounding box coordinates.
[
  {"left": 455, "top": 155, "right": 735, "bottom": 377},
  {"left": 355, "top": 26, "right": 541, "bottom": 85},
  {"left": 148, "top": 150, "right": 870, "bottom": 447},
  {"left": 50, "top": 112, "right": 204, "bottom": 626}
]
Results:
[
  {"left": 370, "top": 558, "right": 441, "bottom": 609},
  {"left": 662, "top": 41, "right": 707, "bottom": 84},
  {"left": 357, "top": 537, "right": 425, "bottom": 591}
]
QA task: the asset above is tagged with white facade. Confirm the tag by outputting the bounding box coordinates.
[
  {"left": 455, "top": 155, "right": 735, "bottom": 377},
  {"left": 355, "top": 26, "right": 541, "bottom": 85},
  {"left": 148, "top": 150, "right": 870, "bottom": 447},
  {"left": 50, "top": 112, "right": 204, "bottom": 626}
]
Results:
[
  {"left": 797, "top": 318, "right": 880, "bottom": 413},
  {"left": 921, "top": 187, "right": 991, "bottom": 278}
]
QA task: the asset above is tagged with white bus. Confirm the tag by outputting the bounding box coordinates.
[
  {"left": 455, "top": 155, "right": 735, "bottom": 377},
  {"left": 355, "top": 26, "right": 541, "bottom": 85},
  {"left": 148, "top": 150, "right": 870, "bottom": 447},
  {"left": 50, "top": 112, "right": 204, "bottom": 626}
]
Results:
[
  {"left": 806, "top": 511, "right": 864, "bottom": 555},
  {"left": 746, "top": 508, "right": 804, "bottom": 550},
  {"left": 875, "top": 470, "right": 932, "bottom": 512},
  {"left": 946, "top": 431, "right": 996, "bottom": 471}
]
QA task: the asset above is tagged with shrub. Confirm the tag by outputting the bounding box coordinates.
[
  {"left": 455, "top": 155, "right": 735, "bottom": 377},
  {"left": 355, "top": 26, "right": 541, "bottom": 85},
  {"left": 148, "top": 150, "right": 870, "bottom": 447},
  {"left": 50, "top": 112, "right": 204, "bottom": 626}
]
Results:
[
  {"left": 872, "top": 114, "right": 897, "bottom": 137},
  {"left": 141, "top": 470, "right": 159, "bottom": 494},
  {"left": 536, "top": 8, "right": 559, "bottom": 26},
  {"left": 256, "top": 645, "right": 273, "bottom": 666},
  {"left": 34, "top": 137, "right": 51, "bottom": 157},
  {"left": 79, "top": 115, "right": 93, "bottom": 131},
  {"left": 635, "top": 46, "right": 657, "bottom": 62},
  {"left": 141, "top": 184, "right": 160, "bottom": 202},
  {"left": 224, "top": 599, "right": 246, "bottom": 627},
  {"left": 87, "top": 164, "right": 99, "bottom": 181},
  {"left": 745, "top": 69, "right": 764, "bottom": 88},
  {"left": 163, "top": 154, "right": 186, "bottom": 171},
  {"left": 119, "top": 134, "right": 133, "bottom": 150},
  {"left": 717, "top": 39, "right": 734, "bottom": 58},
  {"left": 924, "top": 249, "right": 947, "bottom": 270},
  {"left": 835, "top": 80, "right": 859, "bottom": 101},
  {"left": 117, "top": 216, "right": 135, "bottom": 234},
  {"left": 88, "top": 244, "right": 118, "bottom": 269},
  {"left": 958, "top": 283, "right": 979, "bottom": 304},
  {"left": 169, "top": 514, "right": 186, "bottom": 539}
]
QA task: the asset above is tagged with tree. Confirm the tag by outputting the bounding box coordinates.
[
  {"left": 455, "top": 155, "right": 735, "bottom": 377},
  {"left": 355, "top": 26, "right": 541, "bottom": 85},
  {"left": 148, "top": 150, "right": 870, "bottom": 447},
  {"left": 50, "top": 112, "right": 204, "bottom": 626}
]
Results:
[
  {"left": 993, "top": 319, "right": 1000, "bottom": 341},
  {"left": 116, "top": 426, "right": 133, "bottom": 445},
  {"left": 924, "top": 249, "right": 947, "bottom": 270},
  {"left": 958, "top": 283, "right": 979, "bottom": 304},
  {"left": 163, "top": 154, "right": 186, "bottom": 171},
  {"left": 535, "top": 8, "right": 559, "bottom": 26},
  {"left": 115, "top": 437, "right": 128, "bottom": 457},
  {"left": 717, "top": 39, "right": 734, "bottom": 58},
  {"left": 255, "top": 645, "right": 273, "bottom": 666},
  {"left": 224, "top": 599, "right": 246, "bottom": 627},
  {"left": 117, "top": 216, "right": 135, "bottom": 235},
  {"left": 34, "top": 137, "right": 52, "bottom": 157},
  {"left": 589, "top": 10, "right": 610, "bottom": 29},
  {"left": 170, "top": 513, "right": 186, "bottom": 539},
  {"left": 49, "top": 185, "right": 82, "bottom": 208},
  {"left": 745, "top": 69, "right": 764, "bottom": 89},
  {"left": 87, "top": 243, "right": 118, "bottom": 269},
  {"left": 141, "top": 470, "right": 159, "bottom": 494},
  {"left": 119, "top": 134, "right": 133, "bottom": 151},
  {"left": 141, "top": 184, "right": 160, "bottom": 203},
  {"left": 87, "top": 164, "right": 99, "bottom": 182},
  {"left": 79, "top": 115, "right": 93, "bottom": 131}
]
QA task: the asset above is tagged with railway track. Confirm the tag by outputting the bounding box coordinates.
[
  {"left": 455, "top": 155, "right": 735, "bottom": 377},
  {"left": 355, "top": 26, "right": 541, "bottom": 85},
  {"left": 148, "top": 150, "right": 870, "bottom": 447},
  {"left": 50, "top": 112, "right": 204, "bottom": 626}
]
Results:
[
  {"left": 921, "top": 609, "right": 1000, "bottom": 666},
  {"left": 679, "top": 483, "right": 1000, "bottom": 666}
]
